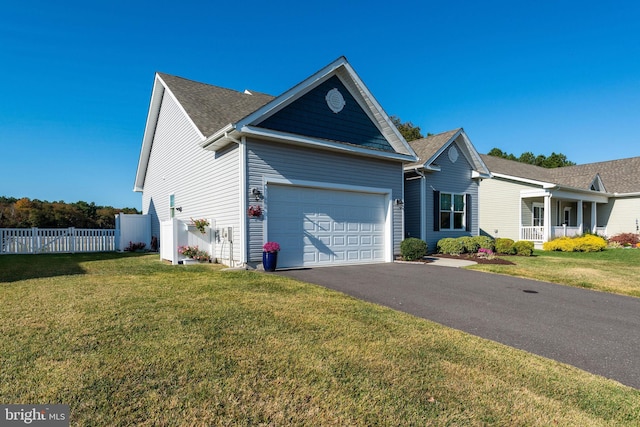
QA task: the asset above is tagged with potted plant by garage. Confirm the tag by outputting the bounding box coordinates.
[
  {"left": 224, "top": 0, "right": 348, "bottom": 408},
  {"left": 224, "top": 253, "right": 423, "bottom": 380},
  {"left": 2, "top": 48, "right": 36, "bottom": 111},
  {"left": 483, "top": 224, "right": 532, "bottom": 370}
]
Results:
[{"left": 262, "top": 241, "right": 280, "bottom": 271}]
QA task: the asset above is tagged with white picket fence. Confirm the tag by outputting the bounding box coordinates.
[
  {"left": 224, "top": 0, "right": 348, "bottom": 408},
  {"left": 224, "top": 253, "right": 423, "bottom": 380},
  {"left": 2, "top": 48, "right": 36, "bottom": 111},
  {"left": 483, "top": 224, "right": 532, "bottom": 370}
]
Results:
[{"left": 1, "top": 228, "right": 116, "bottom": 254}]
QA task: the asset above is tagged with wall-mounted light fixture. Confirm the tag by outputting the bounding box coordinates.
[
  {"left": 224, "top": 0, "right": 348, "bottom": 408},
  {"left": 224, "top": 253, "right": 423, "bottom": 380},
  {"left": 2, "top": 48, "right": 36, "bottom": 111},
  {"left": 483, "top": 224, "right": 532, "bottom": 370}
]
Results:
[
  {"left": 394, "top": 199, "right": 404, "bottom": 206},
  {"left": 251, "top": 187, "right": 262, "bottom": 201},
  {"left": 176, "top": 207, "right": 183, "bottom": 212}
]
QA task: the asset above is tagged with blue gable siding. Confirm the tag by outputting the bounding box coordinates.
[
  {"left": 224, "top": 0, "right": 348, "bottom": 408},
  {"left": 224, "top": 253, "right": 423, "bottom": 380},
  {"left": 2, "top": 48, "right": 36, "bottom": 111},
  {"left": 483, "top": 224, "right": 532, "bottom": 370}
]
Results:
[{"left": 256, "top": 76, "right": 393, "bottom": 152}]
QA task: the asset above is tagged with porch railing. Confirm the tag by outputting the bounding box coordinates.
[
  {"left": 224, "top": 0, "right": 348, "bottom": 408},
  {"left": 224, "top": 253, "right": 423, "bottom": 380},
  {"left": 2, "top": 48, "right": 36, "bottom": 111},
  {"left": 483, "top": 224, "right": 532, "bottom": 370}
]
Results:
[
  {"left": 551, "top": 226, "right": 582, "bottom": 239},
  {"left": 594, "top": 226, "right": 607, "bottom": 237},
  {"left": 520, "top": 226, "right": 545, "bottom": 242},
  {"left": 521, "top": 225, "right": 608, "bottom": 243}
]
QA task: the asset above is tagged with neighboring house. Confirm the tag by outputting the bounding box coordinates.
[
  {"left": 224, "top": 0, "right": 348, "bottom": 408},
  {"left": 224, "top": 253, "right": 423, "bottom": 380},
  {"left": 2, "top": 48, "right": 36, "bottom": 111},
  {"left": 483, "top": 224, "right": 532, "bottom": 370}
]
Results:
[
  {"left": 134, "top": 57, "right": 417, "bottom": 269},
  {"left": 403, "top": 129, "right": 491, "bottom": 251},
  {"left": 479, "top": 154, "right": 640, "bottom": 246}
]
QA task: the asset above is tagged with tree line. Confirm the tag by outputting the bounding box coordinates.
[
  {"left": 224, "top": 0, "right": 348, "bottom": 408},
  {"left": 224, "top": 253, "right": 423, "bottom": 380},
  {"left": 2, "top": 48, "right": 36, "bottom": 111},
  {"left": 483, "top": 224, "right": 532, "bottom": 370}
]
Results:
[
  {"left": 0, "top": 197, "right": 139, "bottom": 229},
  {"left": 486, "top": 148, "right": 576, "bottom": 168}
]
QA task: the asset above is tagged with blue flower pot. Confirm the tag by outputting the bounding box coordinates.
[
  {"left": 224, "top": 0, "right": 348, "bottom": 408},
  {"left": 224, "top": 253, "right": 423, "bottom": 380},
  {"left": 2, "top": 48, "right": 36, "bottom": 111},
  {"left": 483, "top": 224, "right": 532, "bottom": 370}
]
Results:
[{"left": 263, "top": 251, "right": 278, "bottom": 271}]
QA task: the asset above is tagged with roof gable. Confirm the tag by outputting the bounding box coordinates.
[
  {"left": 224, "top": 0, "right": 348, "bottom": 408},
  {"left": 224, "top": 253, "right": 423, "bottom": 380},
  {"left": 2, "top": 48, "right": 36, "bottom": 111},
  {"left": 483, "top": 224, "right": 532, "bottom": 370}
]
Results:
[
  {"left": 407, "top": 129, "right": 490, "bottom": 176},
  {"left": 202, "top": 56, "right": 416, "bottom": 161},
  {"left": 135, "top": 58, "right": 418, "bottom": 191},
  {"left": 550, "top": 157, "right": 640, "bottom": 194},
  {"left": 255, "top": 75, "right": 393, "bottom": 152}
]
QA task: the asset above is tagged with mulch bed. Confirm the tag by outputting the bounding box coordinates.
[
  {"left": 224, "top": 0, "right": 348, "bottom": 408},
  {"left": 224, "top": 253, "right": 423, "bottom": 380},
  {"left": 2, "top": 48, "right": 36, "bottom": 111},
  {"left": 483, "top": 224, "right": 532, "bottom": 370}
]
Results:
[{"left": 433, "top": 253, "right": 516, "bottom": 265}]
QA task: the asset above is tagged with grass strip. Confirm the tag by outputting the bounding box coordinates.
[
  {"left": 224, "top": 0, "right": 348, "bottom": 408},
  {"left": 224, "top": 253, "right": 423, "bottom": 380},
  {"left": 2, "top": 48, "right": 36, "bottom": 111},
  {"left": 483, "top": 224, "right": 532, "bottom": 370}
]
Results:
[
  {"left": 468, "top": 249, "right": 640, "bottom": 297},
  {"left": 1, "top": 253, "right": 638, "bottom": 425}
]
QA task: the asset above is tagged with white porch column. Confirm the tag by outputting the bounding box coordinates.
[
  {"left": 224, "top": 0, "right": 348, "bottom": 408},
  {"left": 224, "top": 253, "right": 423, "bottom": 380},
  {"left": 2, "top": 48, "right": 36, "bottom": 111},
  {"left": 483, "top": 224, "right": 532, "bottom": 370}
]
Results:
[
  {"left": 577, "top": 200, "right": 583, "bottom": 234},
  {"left": 591, "top": 202, "right": 597, "bottom": 233},
  {"left": 544, "top": 195, "right": 552, "bottom": 242}
]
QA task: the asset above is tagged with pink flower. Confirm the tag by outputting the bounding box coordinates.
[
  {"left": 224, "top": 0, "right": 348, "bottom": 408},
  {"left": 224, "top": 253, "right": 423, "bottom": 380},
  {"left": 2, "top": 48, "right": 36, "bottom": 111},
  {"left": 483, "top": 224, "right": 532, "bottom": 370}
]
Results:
[{"left": 263, "top": 242, "right": 280, "bottom": 253}]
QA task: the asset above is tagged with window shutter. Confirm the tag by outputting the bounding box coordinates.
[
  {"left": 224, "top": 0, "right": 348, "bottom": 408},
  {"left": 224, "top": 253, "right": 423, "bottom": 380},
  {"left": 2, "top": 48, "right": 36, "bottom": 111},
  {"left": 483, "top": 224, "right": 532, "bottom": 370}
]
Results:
[
  {"left": 433, "top": 190, "right": 440, "bottom": 231},
  {"left": 466, "top": 194, "right": 472, "bottom": 232}
]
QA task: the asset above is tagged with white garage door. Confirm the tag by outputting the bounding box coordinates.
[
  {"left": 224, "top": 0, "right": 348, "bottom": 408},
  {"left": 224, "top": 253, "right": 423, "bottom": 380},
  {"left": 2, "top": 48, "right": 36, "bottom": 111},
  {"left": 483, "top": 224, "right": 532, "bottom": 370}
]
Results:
[{"left": 267, "top": 185, "right": 387, "bottom": 268}]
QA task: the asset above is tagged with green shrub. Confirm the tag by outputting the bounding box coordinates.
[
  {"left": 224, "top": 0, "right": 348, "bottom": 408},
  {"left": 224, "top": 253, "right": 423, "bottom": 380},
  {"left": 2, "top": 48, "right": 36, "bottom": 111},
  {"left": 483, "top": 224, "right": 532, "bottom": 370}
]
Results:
[
  {"left": 495, "top": 238, "right": 516, "bottom": 255},
  {"left": 472, "top": 236, "right": 495, "bottom": 251},
  {"left": 437, "top": 238, "right": 465, "bottom": 255},
  {"left": 400, "top": 238, "right": 428, "bottom": 261},
  {"left": 459, "top": 236, "right": 478, "bottom": 254},
  {"left": 513, "top": 240, "right": 534, "bottom": 256},
  {"left": 543, "top": 235, "right": 607, "bottom": 252}
]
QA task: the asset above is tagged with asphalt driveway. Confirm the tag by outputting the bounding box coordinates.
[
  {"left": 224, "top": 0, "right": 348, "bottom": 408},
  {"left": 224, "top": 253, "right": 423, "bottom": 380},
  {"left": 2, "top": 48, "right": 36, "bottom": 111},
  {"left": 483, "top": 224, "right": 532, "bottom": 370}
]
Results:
[{"left": 275, "top": 262, "right": 640, "bottom": 389}]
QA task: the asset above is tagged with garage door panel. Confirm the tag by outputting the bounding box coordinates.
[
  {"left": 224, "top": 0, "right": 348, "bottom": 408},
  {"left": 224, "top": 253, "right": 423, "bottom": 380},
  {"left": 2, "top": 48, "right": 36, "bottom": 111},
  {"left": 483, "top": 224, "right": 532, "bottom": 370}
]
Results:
[
  {"left": 347, "top": 222, "right": 360, "bottom": 232},
  {"left": 268, "top": 185, "right": 387, "bottom": 268},
  {"left": 333, "top": 236, "right": 346, "bottom": 246},
  {"left": 360, "top": 235, "right": 373, "bottom": 245},
  {"left": 317, "top": 221, "right": 331, "bottom": 231}
]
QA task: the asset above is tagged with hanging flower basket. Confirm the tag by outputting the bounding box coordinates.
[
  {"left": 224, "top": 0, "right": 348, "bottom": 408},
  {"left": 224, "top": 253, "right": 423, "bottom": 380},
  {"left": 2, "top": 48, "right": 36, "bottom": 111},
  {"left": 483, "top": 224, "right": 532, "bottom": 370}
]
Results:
[
  {"left": 189, "top": 218, "right": 209, "bottom": 234},
  {"left": 248, "top": 205, "right": 263, "bottom": 218}
]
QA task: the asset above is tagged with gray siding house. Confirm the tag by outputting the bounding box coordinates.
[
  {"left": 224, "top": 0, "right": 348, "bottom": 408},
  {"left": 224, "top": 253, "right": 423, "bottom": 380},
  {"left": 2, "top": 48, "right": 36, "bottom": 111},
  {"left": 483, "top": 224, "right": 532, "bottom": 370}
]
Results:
[
  {"left": 479, "top": 155, "right": 640, "bottom": 246},
  {"left": 134, "top": 57, "right": 417, "bottom": 269},
  {"left": 403, "top": 129, "right": 491, "bottom": 251}
]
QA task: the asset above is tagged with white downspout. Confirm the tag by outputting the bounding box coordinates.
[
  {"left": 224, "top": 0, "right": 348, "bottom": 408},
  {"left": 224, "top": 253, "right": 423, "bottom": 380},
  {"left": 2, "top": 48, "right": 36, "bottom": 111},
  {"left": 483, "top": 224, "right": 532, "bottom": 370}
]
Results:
[{"left": 239, "top": 136, "right": 248, "bottom": 267}]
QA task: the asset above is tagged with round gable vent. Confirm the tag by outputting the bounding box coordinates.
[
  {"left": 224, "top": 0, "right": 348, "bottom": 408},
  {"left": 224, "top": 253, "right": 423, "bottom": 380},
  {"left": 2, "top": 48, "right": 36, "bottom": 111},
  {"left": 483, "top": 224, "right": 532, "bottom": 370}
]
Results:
[
  {"left": 326, "top": 88, "right": 346, "bottom": 113},
  {"left": 448, "top": 146, "right": 459, "bottom": 163}
]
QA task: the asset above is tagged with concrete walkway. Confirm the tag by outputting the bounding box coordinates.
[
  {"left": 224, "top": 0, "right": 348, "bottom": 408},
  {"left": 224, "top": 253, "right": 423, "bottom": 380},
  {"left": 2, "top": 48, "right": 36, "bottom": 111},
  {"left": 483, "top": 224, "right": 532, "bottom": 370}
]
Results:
[{"left": 275, "top": 262, "right": 640, "bottom": 389}]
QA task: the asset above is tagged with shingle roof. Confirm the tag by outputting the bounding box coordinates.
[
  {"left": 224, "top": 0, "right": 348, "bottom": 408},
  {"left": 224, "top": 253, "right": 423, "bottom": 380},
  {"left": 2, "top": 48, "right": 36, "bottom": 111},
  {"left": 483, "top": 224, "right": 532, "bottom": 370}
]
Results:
[
  {"left": 481, "top": 154, "right": 640, "bottom": 194},
  {"left": 157, "top": 73, "right": 275, "bottom": 137},
  {"left": 551, "top": 157, "right": 640, "bottom": 194},
  {"left": 480, "top": 154, "right": 556, "bottom": 182},
  {"left": 406, "top": 129, "right": 460, "bottom": 168}
]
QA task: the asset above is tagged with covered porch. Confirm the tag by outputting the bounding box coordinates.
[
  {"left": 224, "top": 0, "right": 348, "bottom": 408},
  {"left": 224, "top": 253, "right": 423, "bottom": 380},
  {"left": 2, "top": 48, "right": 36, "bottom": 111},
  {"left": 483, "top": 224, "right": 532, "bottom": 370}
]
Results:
[{"left": 519, "top": 189, "right": 609, "bottom": 247}]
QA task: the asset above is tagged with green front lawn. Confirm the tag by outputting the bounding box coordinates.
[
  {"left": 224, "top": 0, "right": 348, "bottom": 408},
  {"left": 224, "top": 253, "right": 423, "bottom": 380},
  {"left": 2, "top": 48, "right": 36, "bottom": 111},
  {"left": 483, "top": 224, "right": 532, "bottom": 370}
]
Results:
[
  {"left": 1, "top": 253, "right": 639, "bottom": 425},
  {"left": 468, "top": 248, "right": 640, "bottom": 297}
]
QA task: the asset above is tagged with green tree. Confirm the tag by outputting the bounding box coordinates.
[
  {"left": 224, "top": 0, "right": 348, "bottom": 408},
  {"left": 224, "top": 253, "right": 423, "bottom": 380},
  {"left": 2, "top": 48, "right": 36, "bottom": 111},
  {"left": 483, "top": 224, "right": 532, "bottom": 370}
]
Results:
[
  {"left": 487, "top": 148, "right": 517, "bottom": 161},
  {"left": 541, "top": 152, "right": 575, "bottom": 168},
  {"left": 391, "top": 116, "right": 424, "bottom": 142},
  {"left": 518, "top": 151, "right": 536, "bottom": 164},
  {"left": 488, "top": 148, "right": 574, "bottom": 168}
]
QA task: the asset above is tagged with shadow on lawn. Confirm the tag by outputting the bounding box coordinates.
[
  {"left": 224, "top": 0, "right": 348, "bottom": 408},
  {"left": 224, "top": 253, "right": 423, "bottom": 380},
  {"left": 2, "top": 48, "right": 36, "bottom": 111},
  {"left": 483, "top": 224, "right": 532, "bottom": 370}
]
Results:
[{"left": 0, "top": 252, "right": 148, "bottom": 283}]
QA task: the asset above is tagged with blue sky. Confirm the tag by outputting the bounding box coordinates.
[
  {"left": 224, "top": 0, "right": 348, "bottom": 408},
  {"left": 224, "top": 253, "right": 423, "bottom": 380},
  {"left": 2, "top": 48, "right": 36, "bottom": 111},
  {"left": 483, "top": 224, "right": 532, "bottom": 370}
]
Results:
[{"left": 2, "top": 0, "right": 639, "bottom": 209}]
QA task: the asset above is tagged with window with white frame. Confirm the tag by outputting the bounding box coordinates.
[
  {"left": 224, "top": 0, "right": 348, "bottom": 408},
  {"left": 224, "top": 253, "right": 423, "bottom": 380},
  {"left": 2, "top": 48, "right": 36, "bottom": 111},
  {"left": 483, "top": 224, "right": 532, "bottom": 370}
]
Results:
[
  {"left": 169, "top": 194, "right": 176, "bottom": 218},
  {"left": 532, "top": 202, "right": 544, "bottom": 226},
  {"left": 440, "top": 193, "right": 466, "bottom": 230}
]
